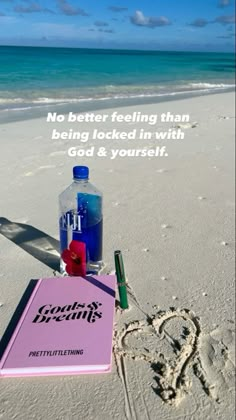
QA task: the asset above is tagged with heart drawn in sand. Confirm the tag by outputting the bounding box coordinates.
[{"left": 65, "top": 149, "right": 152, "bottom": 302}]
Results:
[{"left": 114, "top": 308, "right": 201, "bottom": 405}]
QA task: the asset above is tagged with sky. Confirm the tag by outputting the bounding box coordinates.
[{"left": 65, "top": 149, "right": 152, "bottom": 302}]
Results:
[{"left": 0, "top": 0, "right": 235, "bottom": 51}]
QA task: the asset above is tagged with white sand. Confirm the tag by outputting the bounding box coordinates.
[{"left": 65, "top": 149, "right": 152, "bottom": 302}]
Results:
[{"left": 0, "top": 92, "right": 235, "bottom": 419}]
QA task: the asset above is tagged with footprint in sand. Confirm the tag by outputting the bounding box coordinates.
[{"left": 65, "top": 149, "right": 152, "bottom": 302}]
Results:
[{"left": 195, "top": 326, "right": 235, "bottom": 403}]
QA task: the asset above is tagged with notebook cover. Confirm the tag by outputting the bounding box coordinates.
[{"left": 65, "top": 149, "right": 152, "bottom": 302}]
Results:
[{"left": 0, "top": 276, "right": 116, "bottom": 377}]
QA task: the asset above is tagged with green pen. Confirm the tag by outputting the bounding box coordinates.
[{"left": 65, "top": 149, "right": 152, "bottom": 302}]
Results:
[{"left": 114, "top": 250, "right": 129, "bottom": 309}]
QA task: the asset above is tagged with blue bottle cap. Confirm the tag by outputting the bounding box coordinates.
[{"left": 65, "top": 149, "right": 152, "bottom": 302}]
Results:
[{"left": 73, "top": 166, "right": 89, "bottom": 180}]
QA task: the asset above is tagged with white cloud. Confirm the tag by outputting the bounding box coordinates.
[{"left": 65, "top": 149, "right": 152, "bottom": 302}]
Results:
[{"left": 130, "top": 11, "right": 171, "bottom": 28}]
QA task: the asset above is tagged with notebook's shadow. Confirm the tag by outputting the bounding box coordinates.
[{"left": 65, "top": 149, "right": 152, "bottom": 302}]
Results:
[
  {"left": 0, "top": 279, "right": 38, "bottom": 359},
  {"left": 0, "top": 217, "right": 60, "bottom": 271}
]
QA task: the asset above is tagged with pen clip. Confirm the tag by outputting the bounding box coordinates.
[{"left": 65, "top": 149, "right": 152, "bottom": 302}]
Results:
[{"left": 114, "top": 250, "right": 125, "bottom": 281}]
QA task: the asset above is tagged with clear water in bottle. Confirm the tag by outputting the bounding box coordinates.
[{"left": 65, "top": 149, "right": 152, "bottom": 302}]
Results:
[{"left": 59, "top": 166, "right": 103, "bottom": 276}]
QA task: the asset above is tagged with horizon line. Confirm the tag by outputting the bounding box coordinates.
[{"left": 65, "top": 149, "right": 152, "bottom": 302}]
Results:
[{"left": 0, "top": 43, "right": 234, "bottom": 54}]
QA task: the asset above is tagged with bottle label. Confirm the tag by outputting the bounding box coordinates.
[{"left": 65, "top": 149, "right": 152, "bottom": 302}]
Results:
[{"left": 60, "top": 211, "right": 82, "bottom": 232}]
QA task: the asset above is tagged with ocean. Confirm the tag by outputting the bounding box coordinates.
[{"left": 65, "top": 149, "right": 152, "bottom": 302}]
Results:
[{"left": 0, "top": 46, "right": 235, "bottom": 121}]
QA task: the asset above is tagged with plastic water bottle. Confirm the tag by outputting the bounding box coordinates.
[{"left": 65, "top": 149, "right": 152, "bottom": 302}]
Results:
[{"left": 59, "top": 166, "right": 103, "bottom": 276}]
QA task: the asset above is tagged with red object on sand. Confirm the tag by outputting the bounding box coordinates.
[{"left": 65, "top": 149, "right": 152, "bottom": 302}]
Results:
[{"left": 62, "top": 240, "right": 86, "bottom": 276}]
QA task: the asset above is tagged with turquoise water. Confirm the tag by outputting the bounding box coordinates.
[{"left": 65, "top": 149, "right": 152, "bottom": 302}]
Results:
[{"left": 0, "top": 46, "right": 235, "bottom": 114}]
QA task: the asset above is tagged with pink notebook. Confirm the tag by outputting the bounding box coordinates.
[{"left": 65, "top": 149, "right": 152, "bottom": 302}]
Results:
[{"left": 0, "top": 276, "right": 116, "bottom": 377}]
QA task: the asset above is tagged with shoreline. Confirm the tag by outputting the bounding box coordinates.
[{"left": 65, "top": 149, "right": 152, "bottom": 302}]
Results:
[{"left": 0, "top": 85, "right": 235, "bottom": 124}]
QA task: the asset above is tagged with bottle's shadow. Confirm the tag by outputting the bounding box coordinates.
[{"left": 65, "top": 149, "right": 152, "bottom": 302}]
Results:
[{"left": 0, "top": 217, "right": 60, "bottom": 272}]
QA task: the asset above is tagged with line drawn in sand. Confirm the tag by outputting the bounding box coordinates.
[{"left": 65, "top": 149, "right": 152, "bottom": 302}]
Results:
[
  {"left": 114, "top": 308, "right": 201, "bottom": 408},
  {"left": 114, "top": 305, "right": 235, "bottom": 411}
]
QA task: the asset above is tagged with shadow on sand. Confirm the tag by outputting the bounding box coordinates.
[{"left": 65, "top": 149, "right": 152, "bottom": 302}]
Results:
[{"left": 0, "top": 217, "right": 60, "bottom": 271}]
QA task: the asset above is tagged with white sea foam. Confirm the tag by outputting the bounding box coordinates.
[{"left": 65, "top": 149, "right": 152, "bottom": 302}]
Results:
[
  {"left": 189, "top": 82, "right": 235, "bottom": 89},
  {"left": 0, "top": 82, "right": 234, "bottom": 113}
]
